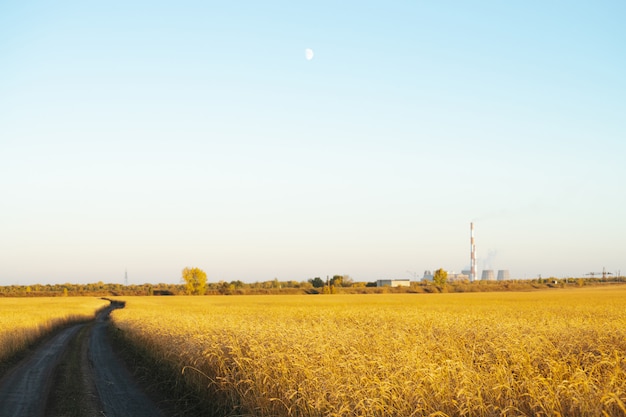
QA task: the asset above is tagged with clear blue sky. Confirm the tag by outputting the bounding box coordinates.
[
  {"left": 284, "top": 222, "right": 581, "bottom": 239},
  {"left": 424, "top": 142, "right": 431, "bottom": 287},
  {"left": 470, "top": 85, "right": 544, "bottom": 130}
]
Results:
[{"left": 1, "top": 1, "right": 625, "bottom": 285}]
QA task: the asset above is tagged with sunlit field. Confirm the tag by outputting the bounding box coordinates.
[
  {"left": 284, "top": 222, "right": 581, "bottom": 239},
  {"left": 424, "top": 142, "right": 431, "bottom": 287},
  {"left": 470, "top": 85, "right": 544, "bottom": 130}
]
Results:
[
  {"left": 0, "top": 297, "right": 109, "bottom": 365},
  {"left": 112, "top": 288, "right": 626, "bottom": 416}
]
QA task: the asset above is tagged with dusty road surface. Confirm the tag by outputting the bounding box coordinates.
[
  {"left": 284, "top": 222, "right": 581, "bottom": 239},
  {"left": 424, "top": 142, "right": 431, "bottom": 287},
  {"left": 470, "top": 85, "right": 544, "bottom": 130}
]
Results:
[
  {"left": 0, "top": 325, "right": 83, "bottom": 416},
  {"left": 0, "top": 302, "right": 166, "bottom": 417}
]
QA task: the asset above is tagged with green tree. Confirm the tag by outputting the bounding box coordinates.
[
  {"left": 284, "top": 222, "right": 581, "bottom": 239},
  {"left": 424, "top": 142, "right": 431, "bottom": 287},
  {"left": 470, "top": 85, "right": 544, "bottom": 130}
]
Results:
[
  {"left": 182, "top": 267, "right": 207, "bottom": 295},
  {"left": 309, "top": 277, "right": 324, "bottom": 288},
  {"left": 433, "top": 268, "right": 448, "bottom": 287}
]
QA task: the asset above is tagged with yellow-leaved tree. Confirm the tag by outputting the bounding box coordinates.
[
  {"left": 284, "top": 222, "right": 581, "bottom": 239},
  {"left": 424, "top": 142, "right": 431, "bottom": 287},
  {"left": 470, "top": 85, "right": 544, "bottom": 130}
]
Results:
[
  {"left": 433, "top": 268, "right": 448, "bottom": 288},
  {"left": 182, "top": 267, "right": 207, "bottom": 295}
]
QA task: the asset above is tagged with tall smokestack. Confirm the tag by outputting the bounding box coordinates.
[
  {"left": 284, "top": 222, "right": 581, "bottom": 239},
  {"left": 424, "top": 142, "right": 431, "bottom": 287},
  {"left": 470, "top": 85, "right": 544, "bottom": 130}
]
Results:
[{"left": 470, "top": 222, "right": 477, "bottom": 282}]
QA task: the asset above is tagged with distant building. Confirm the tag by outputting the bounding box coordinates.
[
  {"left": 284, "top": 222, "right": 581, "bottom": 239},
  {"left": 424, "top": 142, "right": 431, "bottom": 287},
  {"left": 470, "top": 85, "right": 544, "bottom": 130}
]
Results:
[
  {"left": 481, "top": 270, "right": 495, "bottom": 281},
  {"left": 376, "top": 279, "right": 411, "bottom": 287},
  {"left": 421, "top": 270, "right": 468, "bottom": 282},
  {"left": 447, "top": 273, "right": 470, "bottom": 282},
  {"left": 497, "top": 270, "right": 511, "bottom": 281}
]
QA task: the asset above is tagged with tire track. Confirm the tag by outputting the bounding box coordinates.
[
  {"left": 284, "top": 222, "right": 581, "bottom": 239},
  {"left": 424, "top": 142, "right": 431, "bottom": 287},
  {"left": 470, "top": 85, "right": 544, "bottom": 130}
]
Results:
[
  {"left": 0, "top": 324, "right": 83, "bottom": 417},
  {"left": 89, "top": 303, "right": 165, "bottom": 417}
]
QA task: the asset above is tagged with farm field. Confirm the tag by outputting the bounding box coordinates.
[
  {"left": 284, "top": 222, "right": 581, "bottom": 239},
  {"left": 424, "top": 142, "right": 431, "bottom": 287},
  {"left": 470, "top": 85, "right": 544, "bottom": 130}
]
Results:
[
  {"left": 111, "top": 287, "right": 626, "bottom": 416},
  {"left": 0, "top": 297, "right": 109, "bottom": 365}
]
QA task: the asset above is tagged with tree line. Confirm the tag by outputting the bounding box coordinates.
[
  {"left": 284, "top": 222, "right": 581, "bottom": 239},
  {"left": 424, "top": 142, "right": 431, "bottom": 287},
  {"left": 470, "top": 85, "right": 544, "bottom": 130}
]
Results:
[{"left": 2, "top": 268, "right": 624, "bottom": 297}]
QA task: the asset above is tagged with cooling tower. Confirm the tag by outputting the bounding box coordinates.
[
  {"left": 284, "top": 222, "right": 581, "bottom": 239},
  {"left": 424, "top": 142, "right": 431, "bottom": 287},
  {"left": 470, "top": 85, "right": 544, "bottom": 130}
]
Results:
[
  {"left": 481, "top": 270, "right": 495, "bottom": 281},
  {"left": 497, "top": 270, "right": 510, "bottom": 281}
]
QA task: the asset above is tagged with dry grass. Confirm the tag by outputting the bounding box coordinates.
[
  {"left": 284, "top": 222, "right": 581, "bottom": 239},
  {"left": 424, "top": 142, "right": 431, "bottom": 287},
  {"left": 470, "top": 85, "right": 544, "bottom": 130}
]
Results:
[
  {"left": 0, "top": 297, "right": 109, "bottom": 365},
  {"left": 111, "top": 288, "right": 626, "bottom": 416}
]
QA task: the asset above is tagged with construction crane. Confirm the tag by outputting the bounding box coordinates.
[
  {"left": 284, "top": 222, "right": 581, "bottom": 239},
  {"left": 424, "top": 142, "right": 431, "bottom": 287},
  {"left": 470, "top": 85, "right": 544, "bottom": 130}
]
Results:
[{"left": 585, "top": 267, "right": 613, "bottom": 279}]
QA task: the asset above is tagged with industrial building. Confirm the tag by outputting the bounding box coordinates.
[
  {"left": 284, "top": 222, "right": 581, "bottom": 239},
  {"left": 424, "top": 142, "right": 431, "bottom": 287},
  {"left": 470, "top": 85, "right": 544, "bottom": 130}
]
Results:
[
  {"left": 481, "top": 269, "right": 511, "bottom": 281},
  {"left": 410, "top": 223, "right": 511, "bottom": 284},
  {"left": 448, "top": 273, "right": 469, "bottom": 282},
  {"left": 376, "top": 279, "right": 411, "bottom": 287},
  {"left": 481, "top": 270, "right": 495, "bottom": 280},
  {"left": 470, "top": 223, "right": 510, "bottom": 281},
  {"left": 421, "top": 271, "right": 469, "bottom": 282},
  {"left": 497, "top": 270, "right": 510, "bottom": 281}
]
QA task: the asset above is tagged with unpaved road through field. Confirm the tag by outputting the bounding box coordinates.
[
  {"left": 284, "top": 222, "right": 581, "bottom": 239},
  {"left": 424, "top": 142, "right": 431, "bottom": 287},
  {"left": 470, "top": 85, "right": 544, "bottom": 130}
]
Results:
[
  {"left": 0, "top": 302, "right": 165, "bottom": 417},
  {"left": 0, "top": 325, "right": 83, "bottom": 416}
]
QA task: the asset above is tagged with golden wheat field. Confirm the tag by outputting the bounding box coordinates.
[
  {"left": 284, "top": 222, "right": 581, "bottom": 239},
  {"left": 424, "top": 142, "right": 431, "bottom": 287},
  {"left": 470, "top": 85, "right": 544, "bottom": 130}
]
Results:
[
  {"left": 0, "top": 297, "right": 109, "bottom": 364},
  {"left": 111, "top": 287, "right": 626, "bottom": 417}
]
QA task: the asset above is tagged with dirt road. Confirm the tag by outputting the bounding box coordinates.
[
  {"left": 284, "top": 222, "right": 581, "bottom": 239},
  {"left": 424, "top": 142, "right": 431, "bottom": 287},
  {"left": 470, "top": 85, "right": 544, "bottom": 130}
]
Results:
[{"left": 0, "top": 302, "right": 165, "bottom": 417}]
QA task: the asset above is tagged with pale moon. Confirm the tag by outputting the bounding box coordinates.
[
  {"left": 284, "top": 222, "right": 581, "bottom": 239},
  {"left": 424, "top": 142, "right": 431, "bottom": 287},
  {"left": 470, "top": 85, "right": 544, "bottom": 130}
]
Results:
[{"left": 305, "top": 48, "right": 314, "bottom": 61}]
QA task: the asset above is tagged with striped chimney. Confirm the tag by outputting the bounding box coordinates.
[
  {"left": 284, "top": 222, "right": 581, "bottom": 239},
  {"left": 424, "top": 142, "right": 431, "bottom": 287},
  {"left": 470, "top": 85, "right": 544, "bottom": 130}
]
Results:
[{"left": 470, "top": 222, "right": 477, "bottom": 282}]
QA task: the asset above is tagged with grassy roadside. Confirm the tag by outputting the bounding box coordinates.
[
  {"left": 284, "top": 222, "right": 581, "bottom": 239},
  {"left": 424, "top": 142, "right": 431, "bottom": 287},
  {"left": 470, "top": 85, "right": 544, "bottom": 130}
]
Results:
[
  {"left": 108, "top": 324, "right": 214, "bottom": 417},
  {"left": 0, "top": 343, "right": 35, "bottom": 380},
  {"left": 0, "top": 297, "right": 110, "bottom": 372},
  {"left": 0, "top": 319, "right": 90, "bottom": 380}
]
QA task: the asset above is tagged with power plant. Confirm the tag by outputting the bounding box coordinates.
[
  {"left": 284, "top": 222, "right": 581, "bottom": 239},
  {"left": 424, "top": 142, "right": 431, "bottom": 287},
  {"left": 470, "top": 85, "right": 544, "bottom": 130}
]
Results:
[
  {"left": 497, "top": 270, "right": 510, "bottom": 281},
  {"left": 481, "top": 270, "right": 495, "bottom": 280},
  {"left": 416, "top": 222, "right": 510, "bottom": 282},
  {"left": 470, "top": 222, "right": 508, "bottom": 281}
]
